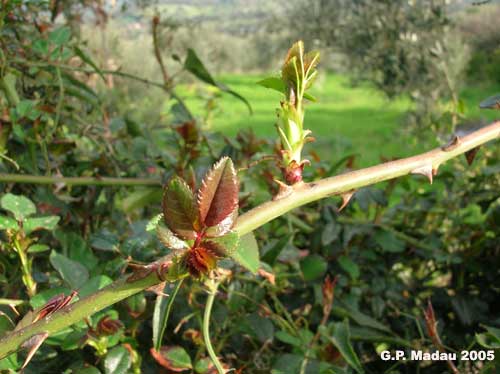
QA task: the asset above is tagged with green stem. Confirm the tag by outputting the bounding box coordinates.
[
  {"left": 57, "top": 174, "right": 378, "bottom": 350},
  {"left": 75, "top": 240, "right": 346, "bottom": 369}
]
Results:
[
  {"left": 54, "top": 67, "right": 64, "bottom": 133},
  {"left": 203, "top": 279, "right": 225, "bottom": 374},
  {"left": 15, "top": 245, "right": 36, "bottom": 298},
  {"left": 0, "top": 74, "right": 20, "bottom": 106},
  {"left": 0, "top": 173, "right": 161, "bottom": 186},
  {"left": 0, "top": 121, "right": 498, "bottom": 359}
]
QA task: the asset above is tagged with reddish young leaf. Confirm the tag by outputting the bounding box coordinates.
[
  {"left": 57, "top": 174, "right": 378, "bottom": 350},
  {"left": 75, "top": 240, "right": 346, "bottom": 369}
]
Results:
[
  {"left": 33, "top": 290, "right": 78, "bottom": 323},
  {"left": 198, "top": 157, "right": 239, "bottom": 227},
  {"left": 96, "top": 316, "right": 124, "bottom": 336},
  {"left": 162, "top": 177, "right": 198, "bottom": 240},
  {"left": 204, "top": 208, "right": 238, "bottom": 237}
]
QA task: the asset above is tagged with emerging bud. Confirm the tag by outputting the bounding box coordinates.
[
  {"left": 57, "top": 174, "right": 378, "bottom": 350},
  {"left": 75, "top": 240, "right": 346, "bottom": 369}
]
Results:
[
  {"left": 283, "top": 160, "right": 307, "bottom": 184},
  {"left": 322, "top": 275, "right": 338, "bottom": 317},
  {"left": 184, "top": 245, "right": 219, "bottom": 278},
  {"left": 423, "top": 300, "right": 438, "bottom": 340}
]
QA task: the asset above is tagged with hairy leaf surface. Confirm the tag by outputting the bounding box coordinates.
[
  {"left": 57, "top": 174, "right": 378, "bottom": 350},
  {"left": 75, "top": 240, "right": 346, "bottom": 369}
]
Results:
[{"left": 198, "top": 157, "right": 238, "bottom": 228}]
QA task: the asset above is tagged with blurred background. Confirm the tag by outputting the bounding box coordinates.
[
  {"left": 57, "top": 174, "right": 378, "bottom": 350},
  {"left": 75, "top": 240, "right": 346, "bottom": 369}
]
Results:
[{"left": 77, "top": 0, "right": 500, "bottom": 165}]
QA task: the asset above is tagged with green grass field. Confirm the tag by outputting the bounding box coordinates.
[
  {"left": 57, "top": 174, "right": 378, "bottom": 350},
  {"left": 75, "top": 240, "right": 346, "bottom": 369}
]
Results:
[{"left": 179, "top": 74, "right": 500, "bottom": 166}]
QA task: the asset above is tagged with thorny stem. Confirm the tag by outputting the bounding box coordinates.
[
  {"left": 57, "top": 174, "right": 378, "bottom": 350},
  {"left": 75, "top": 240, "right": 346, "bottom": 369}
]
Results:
[
  {"left": 234, "top": 120, "right": 500, "bottom": 235},
  {"left": 203, "top": 279, "right": 226, "bottom": 374},
  {"left": 0, "top": 121, "right": 498, "bottom": 359}
]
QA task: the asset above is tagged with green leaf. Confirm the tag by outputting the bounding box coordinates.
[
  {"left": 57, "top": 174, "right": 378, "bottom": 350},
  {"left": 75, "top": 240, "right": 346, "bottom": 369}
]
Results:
[
  {"left": 204, "top": 231, "right": 239, "bottom": 256},
  {"left": 257, "top": 77, "right": 286, "bottom": 94},
  {"left": 333, "top": 300, "right": 392, "bottom": 334},
  {"left": 321, "top": 222, "right": 341, "bottom": 246},
  {"left": 303, "top": 92, "right": 317, "bottom": 102},
  {"left": 49, "top": 251, "right": 89, "bottom": 289},
  {"left": 23, "top": 216, "right": 60, "bottom": 235},
  {"left": 157, "top": 224, "right": 189, "bottom": 250},
  {"left": 1, "top": 193, "right": 36, "bottom": 220},
  {"left": 338, "top": 256, "right": 359, "bottom": 279},
  {"left": 0, "top": 353, "right": 18, "bottom": 371},
  {"left": 323, "top": 319, "right": 364, "bottom": 374},
  {"left": 27, "top": 244, "right": 50, "bottom": 253},
  {"left": 198, "top": 157, "right": 239, "bottom": 228},
  {"left": 152, "top": 280, "right": 183, "bottom": 351},
  {"left": 16, "top": 100, "right": 40, "bottom": 119},
  {"left": 0, "top": 312, "right": 14, "bottom": 335},
  {"left": 374, "top": 230, "right": 405, "bottom": 253},
  {"left": 245, "top": 312, "right": 275, "bottom": 343},
  {"left": 78, "top": 275, "right": 113, "bottom": 299},
  {"left": 0, "top": 215, "right": 18, "bottom": 230},
  {"left": 261, "top": 234, "right": 292, "bottom": 266},
  {"left": 272, "top": 353, "right": 303, "bottom": 374},
  {"left": 275, "top": 330, "right": 302, "bottom": 347},
  {"left": 151, "top": 345, "right": 192, "bottom": 371},
  {"left": 121, "top": 187, "right": 162, "bottom": 213},
  {"left": 90, "top": 230, "right": 119, "bottom": 252},
  {"left": 49, "top": 26, "right": 71, "bottom": 46},
  {"left": 194, "top": 357, "right": 216, "bottom": 374},
  {"left": 146, "top": 214, "right": 163, "bottom": 232},
  {"left": 231, "top": 232, "right": 259, "bottom": 273},
  {"left": 163, "top": 176, "right": 197, "bottom": 240},
  {"left": 55, "top": 231, "right": 99, "bottom": 271},
  {"left": 184, "top": 48, "right": 252, "bottom": 113},
  {"left": 349, "top": 326, "right": 412, "bottom": 347},
  {"left": 300, "top": 254, "right": 327, "bottom": 281},
  {"left": 74, "top": 46, "right": 106, "bottom": 82},
  {"left": 104, "top": 346, "right": 131, "bottom": 374},
  {"left": 476, "top": 325, "right": 500, "bottom": 349}
]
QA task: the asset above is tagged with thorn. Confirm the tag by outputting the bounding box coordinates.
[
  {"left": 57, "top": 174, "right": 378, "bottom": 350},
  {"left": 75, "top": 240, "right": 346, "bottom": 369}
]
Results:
[
  {"left": 146, "top": 282, "right": 169, "bottom": 297},
  {"left": 465, "top": 147, "right": 480, "bottom": 165},
  {"left": 273, "top": 179, "right": 294, "bottom": 200},
  {"left": 441, "top": 134, "right": 461, "bottom": 152},
  {"left": 21, "top": 332, "right": 49, "bottom": 369},
  {"left": 338, "top": 190, "right": 355, "bottom": 212},
  {"left": 411, "top": 165, "right": 434, "bottom": 184}
]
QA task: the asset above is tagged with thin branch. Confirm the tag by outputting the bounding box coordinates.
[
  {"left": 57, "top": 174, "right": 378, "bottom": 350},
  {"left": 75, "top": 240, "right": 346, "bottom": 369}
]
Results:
[
  {"left": 152, "top": 15, "right": 170, "bottom": 87},
  {"left": 0, "top": 121, "right": 498, "bottom": 359},
  {"left": 11, "top": 58, "right": 167, "bottom": 90},
  {"left": 0, "top": 173, "right": 161, "bottom": 186}
]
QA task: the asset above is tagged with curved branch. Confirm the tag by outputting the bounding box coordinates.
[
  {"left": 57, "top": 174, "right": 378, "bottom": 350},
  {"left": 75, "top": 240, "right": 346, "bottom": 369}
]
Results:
[
  {"left": 234, "top": 121, "right": 500, "bottom": 235},
  {"left": 0, "top": 121, "right": 498, "bottom": 359}
]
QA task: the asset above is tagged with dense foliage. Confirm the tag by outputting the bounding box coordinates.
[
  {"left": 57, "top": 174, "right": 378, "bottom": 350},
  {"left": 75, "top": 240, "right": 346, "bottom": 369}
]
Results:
[{"left": 0, "top": 1, "right": 499, "bottom": 374}]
